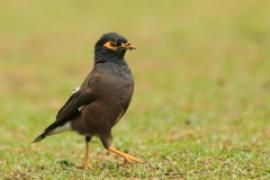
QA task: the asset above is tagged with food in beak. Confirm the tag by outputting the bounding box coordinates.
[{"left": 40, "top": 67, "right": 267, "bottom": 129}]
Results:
[{"left": 121, "top": 43, "right": 136, "bottom": 50}]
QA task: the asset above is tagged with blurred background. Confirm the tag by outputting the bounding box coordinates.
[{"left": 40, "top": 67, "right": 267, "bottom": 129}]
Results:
[{"left": 1, "top": 0, "right": 270, "bottom": 178}]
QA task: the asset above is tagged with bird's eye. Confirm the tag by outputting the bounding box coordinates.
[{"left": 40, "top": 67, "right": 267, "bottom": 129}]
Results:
[{"left": 111, "top": 42, "right": 117, "bottom": 47}]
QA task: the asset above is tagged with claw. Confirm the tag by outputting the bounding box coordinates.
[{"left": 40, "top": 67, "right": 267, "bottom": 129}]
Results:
[
  {"left": 76, "top": 164, "right": 90, "bottom": 170},
  {"left": 108, "top": 147, "right": 144, "bottom": 164},
  {"left": 125, "top": 155, "right": 144, "bottom": 163}
]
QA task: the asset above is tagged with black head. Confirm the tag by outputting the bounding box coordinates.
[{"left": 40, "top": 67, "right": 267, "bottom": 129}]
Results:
[{"left": 95, "top": 32, "right": 136, "bottom": 63}]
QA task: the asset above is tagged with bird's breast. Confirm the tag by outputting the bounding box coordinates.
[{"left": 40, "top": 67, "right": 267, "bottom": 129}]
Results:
[
  {"left": 78, "top": 63, "right": 134, "bottom": 134},
  {"left": 100, "top": 75, "right": 134, "bottom": 104},
  {"left": 98, "top": 64, "right": 134, "bottom": 115}
]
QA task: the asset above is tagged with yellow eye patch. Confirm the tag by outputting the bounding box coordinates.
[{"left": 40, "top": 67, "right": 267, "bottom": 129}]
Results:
[{"left": 103, "top": 41, "right": 118, "bottom": 51}]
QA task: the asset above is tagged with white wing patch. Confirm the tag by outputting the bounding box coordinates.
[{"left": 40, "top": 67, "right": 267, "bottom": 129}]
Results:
[
  {"left": 73, "top": 87, "right": 85, "bottom": 112},
  {"left": 72, "top": 87, "right": 80, "bottom": 94},
  {"left": 48, "top": 122, "right": 71, "bottom": 136},
  {"left": 78, "top": 105, "right": 85, "bottom": 112}
]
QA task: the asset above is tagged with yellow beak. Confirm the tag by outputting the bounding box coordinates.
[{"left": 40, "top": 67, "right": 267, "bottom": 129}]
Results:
[
  {"left": 104, "top": 41, "right": 136, "bottom": 51},
  {"left": 120, "top": 42, "right": 136, "bottom": 50}
]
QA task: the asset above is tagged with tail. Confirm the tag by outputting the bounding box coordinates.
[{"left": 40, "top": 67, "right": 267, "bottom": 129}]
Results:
[
  {"left": 32, "top": 132, "right": 47, "bottom": 143},
  {"left": 32, "top": 121, "right": 71, "bottom": 143}
]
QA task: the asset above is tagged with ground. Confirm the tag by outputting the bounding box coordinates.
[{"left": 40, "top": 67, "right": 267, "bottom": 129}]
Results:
[{"left": 0, "top": 0, "right": 270, "bottom": 179}]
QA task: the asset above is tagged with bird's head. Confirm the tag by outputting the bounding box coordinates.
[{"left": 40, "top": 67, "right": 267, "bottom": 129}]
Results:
[{"left": 95, "top": 32, "right": 136, "bottom": 62}]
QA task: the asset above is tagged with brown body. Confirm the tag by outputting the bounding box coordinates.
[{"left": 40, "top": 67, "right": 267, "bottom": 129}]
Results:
[
  {"left": 33, "top": 33, "right": 143, "bottom": 169},
  {"left": 72, "top": 61, "right": 134, "bottom": 147}
]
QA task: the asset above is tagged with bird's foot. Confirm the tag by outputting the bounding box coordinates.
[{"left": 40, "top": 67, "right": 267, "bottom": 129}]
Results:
[
  {"left": 76, "top": 160, "right": 90, "bottom": 170},
  {"left": 76, "top": 164, "right": 90, "bottom": 170},
  {"left": 123, "top": 154, "right": 144, "bottom": 163},
  {"left": 108, "top": 147, "right": 144, "bottom": 164}
]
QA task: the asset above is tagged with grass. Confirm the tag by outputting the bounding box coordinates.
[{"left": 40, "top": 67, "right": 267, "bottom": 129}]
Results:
[{"left": 1, "top": 0, "right": 270, "bottom": 179}]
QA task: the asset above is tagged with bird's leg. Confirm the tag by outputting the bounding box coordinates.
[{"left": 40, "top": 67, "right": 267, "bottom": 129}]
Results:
[
  {"left": 83, "top": 139, "right": 90, "bottom": 169},
  {"left": 108, "top": 147, "right": 144, "bottom": 163},
  {"left": 78, "top": 136, "right": 91, "bottom": 170}
]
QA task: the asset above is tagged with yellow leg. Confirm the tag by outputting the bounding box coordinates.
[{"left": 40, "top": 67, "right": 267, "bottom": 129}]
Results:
[
  {"left": 83, "top": 141, "right": 90, "bottom": 169},
  {"left": 108, "top": 147, "right": 144, "bottom": 163},
  {"left": 77, "top": 140, "right": 90, "bottom": 170}
]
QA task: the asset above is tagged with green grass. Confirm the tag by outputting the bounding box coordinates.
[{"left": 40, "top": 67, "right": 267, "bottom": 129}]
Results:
[{"left": 1, "top": 0, "right": 270, "bottom": 179}]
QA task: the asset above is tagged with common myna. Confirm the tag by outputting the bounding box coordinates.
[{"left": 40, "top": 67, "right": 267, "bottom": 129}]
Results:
[{"left": 33, "top": 32, "right": 143, "bottom": 169}]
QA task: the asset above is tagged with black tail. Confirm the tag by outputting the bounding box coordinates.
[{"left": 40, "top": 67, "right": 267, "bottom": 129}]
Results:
[
  {"left": 32, "top": 132, "right": 47, "bottom": 143},
  {"left": 32, "top": 122, "right": 57, "bottom": 143},
  {"left": 32, "top": 120, "right": 69, "bottom": 143}
]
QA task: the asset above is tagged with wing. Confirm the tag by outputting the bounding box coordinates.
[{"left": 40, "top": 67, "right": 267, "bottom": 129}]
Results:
[
  {"left": 55, "top": 70, "right": 102, "bottom": 123},
  {"left": 33, "top": 86, "right": 95, "bottom": 143},
  {"left": 32, "top": 71, "right": 101, "bottom": 143},
  {"left": 56, "top": 87, "right": 95, "bottom": 122}
]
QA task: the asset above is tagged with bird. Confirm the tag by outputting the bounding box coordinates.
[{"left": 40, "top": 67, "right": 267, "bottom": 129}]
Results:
[{"left": 33, "top": 32, "right": 144, "bottom": 169}]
